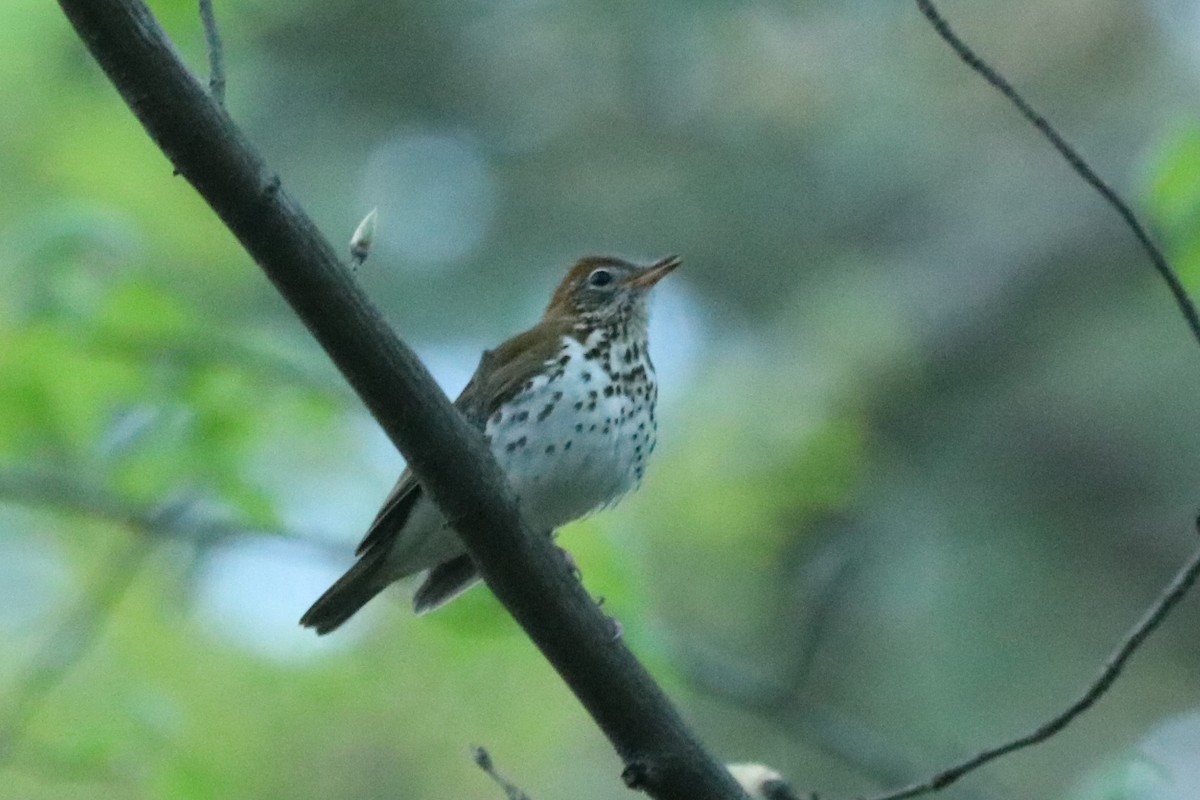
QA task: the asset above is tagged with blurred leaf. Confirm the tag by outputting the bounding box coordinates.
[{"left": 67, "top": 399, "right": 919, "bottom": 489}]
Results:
[
  {"left": 1145, "top": 121, "right": 1200, "bottom": 290},
  {"left": 1145, "top": 123, "right": 1200, "bottom": 229},
  {"left": 98, "top": 280, "right": 194, "bottom": 340},
  {"left": 0, "top": 322, "right": 145, "bottom": 455}
]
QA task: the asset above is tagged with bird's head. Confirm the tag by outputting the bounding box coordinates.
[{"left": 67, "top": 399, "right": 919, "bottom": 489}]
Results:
[{"left": 544, "top": 255, "right": 680, "bottom": 327}]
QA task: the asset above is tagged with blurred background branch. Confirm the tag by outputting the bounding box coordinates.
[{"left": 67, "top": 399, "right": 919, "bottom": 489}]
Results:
[
  {"left": 678, "top": 645, "right": 928, "bottom": 792},
  {"left": 0, "top": 538, "right": 152, "bottom": 766},
  {"left": 0, "top": 472, "right": 347, "bottom": 773},
  {"left": 0, "top": 468, "right": 345, "bottom": 556}
]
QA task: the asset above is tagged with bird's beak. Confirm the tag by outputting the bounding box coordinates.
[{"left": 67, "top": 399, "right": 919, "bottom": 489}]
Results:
[{"left": 625, "top": 255, "right": 681, "bottom": 290}]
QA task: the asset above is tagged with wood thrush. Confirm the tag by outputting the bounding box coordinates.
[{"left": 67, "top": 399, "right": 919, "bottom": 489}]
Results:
[{"left": 301, "top": 254, "right": 680, "bottom": 633}]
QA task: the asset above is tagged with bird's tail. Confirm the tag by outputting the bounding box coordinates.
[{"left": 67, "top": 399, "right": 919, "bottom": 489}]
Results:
[
  {"left": 412, "top": 554, "right": 481, "bottom": 614},
  {"left": 300, "top": 553, "right": 389, "bottom": 635}
]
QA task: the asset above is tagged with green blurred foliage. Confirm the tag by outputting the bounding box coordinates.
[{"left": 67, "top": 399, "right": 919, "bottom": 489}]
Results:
[
  {"left": 1146, "top": 122, "right": 1200, "bottom": 290},
  {"left": 3, "top": 1, "right": 1200, "bottom": 800}
]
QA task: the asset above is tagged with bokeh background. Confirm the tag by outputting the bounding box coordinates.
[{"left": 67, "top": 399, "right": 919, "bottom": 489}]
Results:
[{"left": 4, "top": 0, "right": 1200, "bottom": 798}]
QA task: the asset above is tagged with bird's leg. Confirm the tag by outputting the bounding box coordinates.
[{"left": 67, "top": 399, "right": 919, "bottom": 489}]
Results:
[{"left": 551, "top": 539, "right": 622, "bottom": 640}]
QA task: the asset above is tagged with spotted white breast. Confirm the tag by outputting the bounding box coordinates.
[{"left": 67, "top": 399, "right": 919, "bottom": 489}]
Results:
[{"left": 485, "top": 328, "right": 658, "bottom": 532}]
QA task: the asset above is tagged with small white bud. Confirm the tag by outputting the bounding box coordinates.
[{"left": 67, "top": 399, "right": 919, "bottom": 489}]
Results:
[
  {"left": 727, "top": 763, "right": 799, "bottom": 800},
  {"left": 349, "top": 208, "right": 378, "bottom": 268}
]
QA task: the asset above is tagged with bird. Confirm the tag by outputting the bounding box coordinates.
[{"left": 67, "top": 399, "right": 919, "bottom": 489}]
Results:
[{"left": 300, "top": 254, "right": 680, "bottom": 634}]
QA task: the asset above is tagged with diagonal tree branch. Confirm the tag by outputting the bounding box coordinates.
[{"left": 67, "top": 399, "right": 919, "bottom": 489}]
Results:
[{"left": 53, "top": 2, "right": 748, "bottom": 798}]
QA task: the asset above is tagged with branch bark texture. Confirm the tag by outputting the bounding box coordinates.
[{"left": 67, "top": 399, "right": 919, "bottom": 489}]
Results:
[{"left": 54, "top": 2, "right": 748, "bottom": 798}]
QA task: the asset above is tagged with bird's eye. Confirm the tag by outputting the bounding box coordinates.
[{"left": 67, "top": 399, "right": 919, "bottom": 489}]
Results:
[{"left": 588, "top": 268, "right": 614, "bottom": 288}]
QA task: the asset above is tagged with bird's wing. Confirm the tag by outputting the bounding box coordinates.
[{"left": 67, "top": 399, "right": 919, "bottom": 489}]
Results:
[
  {"left": 454, "top": 321, "right": 572, "bottom": 422},
  {"left": 354, "top": 320, "right": 571, "bottom": 558},
  {"left": 354, "top": 467, "right": 421, "bottom": 556}
]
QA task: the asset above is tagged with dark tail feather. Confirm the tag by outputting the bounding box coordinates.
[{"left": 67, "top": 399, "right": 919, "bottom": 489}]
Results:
[
  {"left": 413, "top": 555, "right": 481, "bottom": 615},
  {"left": 300, "top": 555, "right": 388, "bottom": 635}
]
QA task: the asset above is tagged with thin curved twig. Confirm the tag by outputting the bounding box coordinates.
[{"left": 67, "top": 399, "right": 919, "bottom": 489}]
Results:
[
  {"left": 861, "top": 524, "right": 1200, "bottom": 800},
  {"left": 914, "top": 0, "right": 1200, "bottom": 348},
  {"left": 197, "top": 0, "right": 224, "bottom": 104},
  {"left": 472, "top": 747, "right": 535, "bottom": 800},
  {"left": 871, "top": 3, "right": 1200, "bottom": 798}
]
